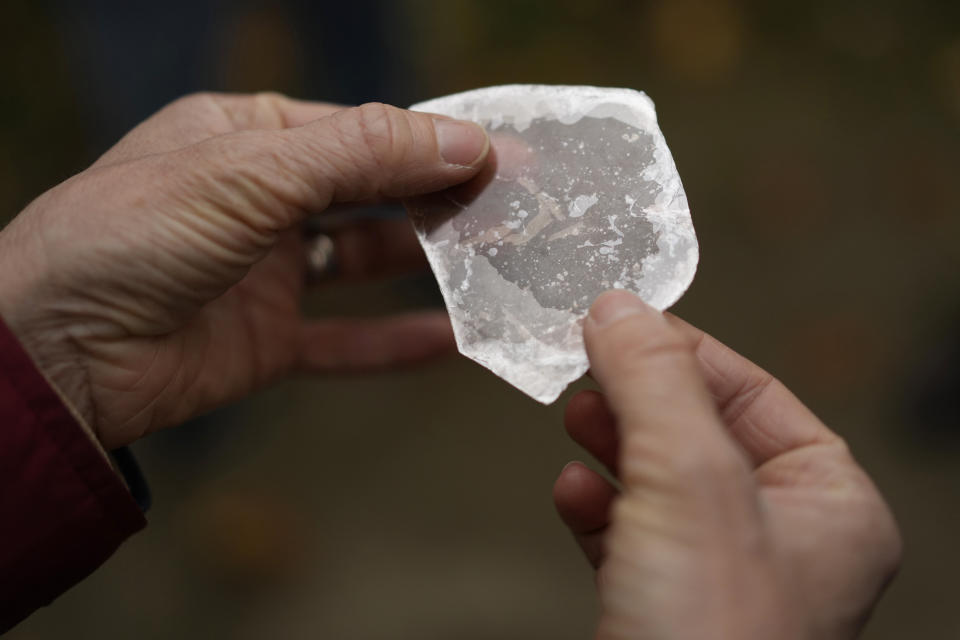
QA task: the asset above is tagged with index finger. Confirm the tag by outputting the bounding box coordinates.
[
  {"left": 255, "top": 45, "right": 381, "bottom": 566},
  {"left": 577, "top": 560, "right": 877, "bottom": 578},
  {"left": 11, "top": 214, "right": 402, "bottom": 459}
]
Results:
[
  {"left": 665, "top": 313, "right": 840, "bottom": 467},
  {"left": 92, "top": 92, "right": 344, "bottom": 169}
]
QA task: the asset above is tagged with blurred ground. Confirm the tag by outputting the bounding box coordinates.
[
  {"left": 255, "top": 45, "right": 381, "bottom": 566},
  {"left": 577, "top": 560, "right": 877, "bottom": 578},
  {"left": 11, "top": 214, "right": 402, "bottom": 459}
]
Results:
[{"left": 2, "top": 1, "right": 959, "bottom": 638}]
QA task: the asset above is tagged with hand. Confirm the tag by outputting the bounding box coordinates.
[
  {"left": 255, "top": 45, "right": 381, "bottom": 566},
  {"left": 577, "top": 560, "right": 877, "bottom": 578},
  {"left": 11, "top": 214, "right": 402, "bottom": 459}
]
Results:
[
  {"left": 0, "top": 92, "right": 490, "bottom": 448},
  {"left": 553, "top": 291, "right": 901, "bottom": 639}
]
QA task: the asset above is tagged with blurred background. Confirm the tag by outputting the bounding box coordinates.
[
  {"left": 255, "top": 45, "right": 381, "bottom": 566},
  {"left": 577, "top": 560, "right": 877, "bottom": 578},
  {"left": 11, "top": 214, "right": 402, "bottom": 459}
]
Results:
[{"left": 2, "top": 0, "right": 959, "bottom": 638}]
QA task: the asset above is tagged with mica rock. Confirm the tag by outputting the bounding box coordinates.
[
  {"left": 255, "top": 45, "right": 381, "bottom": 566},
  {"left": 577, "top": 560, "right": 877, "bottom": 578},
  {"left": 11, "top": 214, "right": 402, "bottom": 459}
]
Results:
[{"left": 405, "top": 85, "right": 698, "bottom": 403}]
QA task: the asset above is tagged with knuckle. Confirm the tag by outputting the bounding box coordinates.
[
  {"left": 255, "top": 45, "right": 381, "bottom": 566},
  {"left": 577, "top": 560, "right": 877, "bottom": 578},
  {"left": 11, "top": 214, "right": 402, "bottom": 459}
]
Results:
[
  {"left": 830, "top": 436, "right": 852, "bottom": 457},
  {"left": 822, "top": 446, "right": 903, "bottom": 585},
  {"left": 851, "top": 464, "right": 903, "bottom": 581},
  {"left": 881, "top": 518, "right": 904, "bottom": 578},
  {"left": 874, "top": 511, "right": 903, "bottom": 580},
  {"left": 185, "top": 90, "right": 220, "bottom": 102},
  {"left": 347, "top": 102, "right": 410, "bottom": 167},
  {"left": 161, "top": 92, "right": 227, "bottom": 124},
  {"left": 819, "top": 435, "right": 858, "bottom": 465},
  {"left": 843, "top": 488, "right": 903, "bottom": 589},
  {"left": 172, "top": 91, "right": 219, "bottom": 111},
  {"left": 252, "top": 90, "right": 287, "bottom": 103},
  {"left": 173, "top": 92, "right": 293, "bottom": 130},
  {"left": 250, "top": 91, "right": 290, "bottom": 128}
]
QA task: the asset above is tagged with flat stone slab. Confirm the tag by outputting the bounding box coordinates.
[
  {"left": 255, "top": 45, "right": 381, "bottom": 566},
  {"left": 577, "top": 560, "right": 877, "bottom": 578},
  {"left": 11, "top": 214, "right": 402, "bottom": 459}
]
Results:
[{"left": 406, "top": 85, "right": 698, "bottom": 403}]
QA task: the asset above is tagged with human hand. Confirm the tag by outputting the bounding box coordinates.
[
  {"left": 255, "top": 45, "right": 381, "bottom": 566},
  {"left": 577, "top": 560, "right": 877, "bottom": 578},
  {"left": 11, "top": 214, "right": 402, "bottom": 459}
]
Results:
[
  {"left": 553, "top": 291, "right": 901, "bottom": 639},
  {"left": 0, "top": 93, "right": 489, "bottom": 448}
]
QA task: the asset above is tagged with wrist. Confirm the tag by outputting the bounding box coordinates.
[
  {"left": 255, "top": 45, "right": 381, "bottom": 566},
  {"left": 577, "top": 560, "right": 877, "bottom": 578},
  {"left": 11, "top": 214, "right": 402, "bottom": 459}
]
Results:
[{"left": 0, "top": 211, "right": 99, "bottom": 437}]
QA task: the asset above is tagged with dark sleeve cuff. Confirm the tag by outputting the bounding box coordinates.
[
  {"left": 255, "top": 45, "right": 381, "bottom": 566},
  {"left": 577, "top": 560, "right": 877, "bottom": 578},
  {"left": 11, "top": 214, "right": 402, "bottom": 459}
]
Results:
[
  {"left": 0, "top": 315, "right": 147, "bottom": 633},
  {"left": 111, "top": 445, "right": 152, "bottom": 512}
]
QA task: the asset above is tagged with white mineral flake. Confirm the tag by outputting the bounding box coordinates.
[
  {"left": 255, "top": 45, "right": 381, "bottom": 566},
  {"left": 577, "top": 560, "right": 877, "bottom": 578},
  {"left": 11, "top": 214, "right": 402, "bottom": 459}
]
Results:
[
  {"left": 411, "top": 84, "right": 660, "bottom": 134},
  {"left": 459, "top": 247, "right": 475, "bottom": 292},
  {"left": 405, "top": 84, "right": 698, "bottom": 404},
  {"left": 568, "top": 193, "right": 599, "bottom": 218},
  {"left": 607, "top": 215, "right": 624, "bottom": 235}
]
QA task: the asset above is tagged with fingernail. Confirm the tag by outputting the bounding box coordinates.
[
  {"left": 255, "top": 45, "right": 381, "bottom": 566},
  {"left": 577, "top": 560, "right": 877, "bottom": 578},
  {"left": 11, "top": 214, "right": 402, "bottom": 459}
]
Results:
[
  {"left": 434, "top": 118, "right": 489, "bottom": 167},
  {"left": 589, "top": 290, "right": 651, "bottom": 328}
]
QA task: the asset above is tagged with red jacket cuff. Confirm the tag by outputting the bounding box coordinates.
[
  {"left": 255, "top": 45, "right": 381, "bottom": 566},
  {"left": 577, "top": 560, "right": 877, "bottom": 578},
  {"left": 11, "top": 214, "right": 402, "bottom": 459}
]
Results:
[{"left": 0, "top": 315, "right": 146, "bottom": 633}]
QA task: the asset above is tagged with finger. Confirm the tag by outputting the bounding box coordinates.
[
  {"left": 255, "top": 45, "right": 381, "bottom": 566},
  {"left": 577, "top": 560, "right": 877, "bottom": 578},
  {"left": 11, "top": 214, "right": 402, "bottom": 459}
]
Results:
[
  {"left": 665, "top": 313, "right": 840, "bottom": 467},
  {"left": 553, "top": 461, "right": 617, "bottom": 569},
  {"left": 584, "top": 291, "right": 753, "bottom": 500},
  {"left": 565, "top": 390, "right": 619, "bottom": 475},
  {"left": 92, "top": 92, "right": 344, "bottom": 169},
  {"left": 311, "top": 217, "right": 427, "bottom": 282},
  {"left": 163, "top": 102, "right": 490, "bottom": 242},
  {"left": 296, "top": 311, "right": 455, "bottom": 373}
]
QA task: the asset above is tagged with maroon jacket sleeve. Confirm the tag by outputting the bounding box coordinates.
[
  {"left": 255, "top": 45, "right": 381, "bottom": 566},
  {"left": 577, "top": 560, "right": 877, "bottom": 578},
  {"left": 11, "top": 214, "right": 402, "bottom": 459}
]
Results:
[{"left": 0, "top": 316, "right": 146, "bottom": 633}]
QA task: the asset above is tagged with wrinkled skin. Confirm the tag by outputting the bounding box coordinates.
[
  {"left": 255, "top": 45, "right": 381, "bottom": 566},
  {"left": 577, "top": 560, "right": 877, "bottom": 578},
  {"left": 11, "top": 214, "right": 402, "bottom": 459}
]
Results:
[
  {"left": 554, "top": 291, "right": 902, "bottom": 639},
  {"left": 0, "top": 93, "right": 490, "bottom": 448}
]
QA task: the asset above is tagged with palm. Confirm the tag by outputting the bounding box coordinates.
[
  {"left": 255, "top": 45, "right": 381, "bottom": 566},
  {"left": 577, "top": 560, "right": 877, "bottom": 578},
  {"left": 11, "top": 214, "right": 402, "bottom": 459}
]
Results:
[{"left": 83, "top": 232, "right": 306, "bottom": 445}]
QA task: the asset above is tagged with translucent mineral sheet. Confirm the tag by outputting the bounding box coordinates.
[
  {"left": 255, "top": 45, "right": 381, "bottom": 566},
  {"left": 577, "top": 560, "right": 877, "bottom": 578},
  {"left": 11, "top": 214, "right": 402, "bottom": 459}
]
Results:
[{"left": 405, "top": 85, "right": 698, "bottom": 403}]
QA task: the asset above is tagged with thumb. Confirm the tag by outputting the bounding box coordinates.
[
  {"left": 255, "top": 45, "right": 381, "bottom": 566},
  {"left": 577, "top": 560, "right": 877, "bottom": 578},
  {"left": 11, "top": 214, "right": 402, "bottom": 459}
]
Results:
[
  {"left": 171, "top": 102, "right": 489, "bottom": 232},
  {"left": 586, "top": 294, "right": 792, "bottom": 640},
  {"left": 583, "top": 291, "right": 753, "bottom": 504}
]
